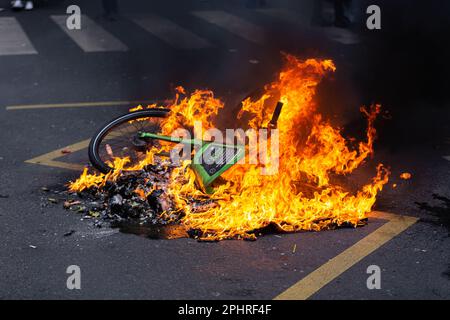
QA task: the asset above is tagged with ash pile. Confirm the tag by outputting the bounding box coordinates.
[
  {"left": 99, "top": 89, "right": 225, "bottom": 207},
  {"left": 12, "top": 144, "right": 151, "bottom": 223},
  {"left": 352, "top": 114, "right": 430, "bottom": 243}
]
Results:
[{"left": 62, "top": 160, "right": 192, "bottom": 233}]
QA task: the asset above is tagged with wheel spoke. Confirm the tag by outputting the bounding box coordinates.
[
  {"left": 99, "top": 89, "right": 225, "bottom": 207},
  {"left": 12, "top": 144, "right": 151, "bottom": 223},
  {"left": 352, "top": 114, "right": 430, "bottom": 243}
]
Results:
[{"left": 93, "top": 113, "right": 166, "bottom": 171}]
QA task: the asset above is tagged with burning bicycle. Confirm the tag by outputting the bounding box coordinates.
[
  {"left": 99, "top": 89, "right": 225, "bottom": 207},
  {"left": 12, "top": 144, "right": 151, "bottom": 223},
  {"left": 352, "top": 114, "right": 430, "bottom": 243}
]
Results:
[
  {"left": 70, "top": 55, "right": 389, "bottom": 240},
  {"left": 88, "top": 99, "right": 285, "bottom": 194}
]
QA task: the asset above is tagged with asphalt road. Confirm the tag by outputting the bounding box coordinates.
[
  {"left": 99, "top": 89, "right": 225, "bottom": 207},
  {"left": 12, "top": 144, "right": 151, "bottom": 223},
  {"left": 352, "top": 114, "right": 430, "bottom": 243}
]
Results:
[{"left": 0, "top": 0, "right": 449, "bottom": 299}]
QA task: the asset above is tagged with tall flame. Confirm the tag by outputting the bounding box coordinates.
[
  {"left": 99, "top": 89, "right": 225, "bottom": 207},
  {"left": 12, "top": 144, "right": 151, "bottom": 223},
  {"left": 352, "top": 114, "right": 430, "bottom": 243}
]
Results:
[{"left": 69, "top": 55, "right": 389, "bottom": 240}]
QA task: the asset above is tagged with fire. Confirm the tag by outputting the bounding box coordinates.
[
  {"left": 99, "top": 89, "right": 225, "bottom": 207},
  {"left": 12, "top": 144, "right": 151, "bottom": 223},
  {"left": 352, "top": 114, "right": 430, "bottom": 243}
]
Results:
[
  {"left": 400, "top": 172, "right": 412, "bottom": 180},
  {"left": 69, "top": 54, "right": 389, "bottom": 240}
]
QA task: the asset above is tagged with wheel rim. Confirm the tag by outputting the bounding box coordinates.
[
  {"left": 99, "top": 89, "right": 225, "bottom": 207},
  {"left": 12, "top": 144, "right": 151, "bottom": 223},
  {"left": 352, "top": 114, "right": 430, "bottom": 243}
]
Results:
[{"left": 96, "top": 114, "right": 165, "bottom": 171}]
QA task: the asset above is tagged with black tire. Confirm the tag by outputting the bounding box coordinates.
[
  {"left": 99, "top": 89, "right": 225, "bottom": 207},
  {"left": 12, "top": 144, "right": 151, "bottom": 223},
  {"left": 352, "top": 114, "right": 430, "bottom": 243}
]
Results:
[{"left": 89, "top": 109, "right": 170, "bottom": 173}]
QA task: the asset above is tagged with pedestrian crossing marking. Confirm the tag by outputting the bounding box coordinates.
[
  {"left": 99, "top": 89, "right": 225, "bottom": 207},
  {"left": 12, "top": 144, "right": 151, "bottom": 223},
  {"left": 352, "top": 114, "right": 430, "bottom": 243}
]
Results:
[
  {"left": 256, "top": 7, "right": 359, "bottom": 45},
  {"left": 50, "top": 15, "right": 128, "bottom": 52},
  {"left": 130, "top": 15, "right": 212, "bottom": 49},
  {"left": 1, "top": 10, "right": 360, "bottom": 56},
  {"left": 0, "top": 17, "right": 37, "bottom": 56},
  {"left": 324, "top": 27, "right": 360, "bottom": 45},
  {"left": 257, "top": 8, "right": 306, "bottom": 26},
  {"left": 192, "top": 10, "right": 265, "bottom": 44}
]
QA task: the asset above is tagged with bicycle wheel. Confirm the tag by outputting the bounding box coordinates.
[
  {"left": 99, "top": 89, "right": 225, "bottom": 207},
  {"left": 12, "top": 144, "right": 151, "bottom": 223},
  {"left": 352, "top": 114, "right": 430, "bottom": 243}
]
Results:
[{"left": 89, "top": 109, "right": 170, "bottom": 173}]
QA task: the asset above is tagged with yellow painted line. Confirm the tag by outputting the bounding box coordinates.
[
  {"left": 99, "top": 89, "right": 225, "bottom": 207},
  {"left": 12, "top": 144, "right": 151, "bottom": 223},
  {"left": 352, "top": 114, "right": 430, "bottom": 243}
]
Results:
[
  {"left": 274, "top": 211, "right": 418, "bottom": 300},
  {"left": 25, "top": 139, "right": 90, "bottom": 171},
  {"left": 6, "top": 100, "right": 154, "bottom": 111},
  {"left": 24, "top": 129, "right": 131, "bottom": 171},
  {"left": 27, "top": 160, "right": 85, "bottom": 171}
]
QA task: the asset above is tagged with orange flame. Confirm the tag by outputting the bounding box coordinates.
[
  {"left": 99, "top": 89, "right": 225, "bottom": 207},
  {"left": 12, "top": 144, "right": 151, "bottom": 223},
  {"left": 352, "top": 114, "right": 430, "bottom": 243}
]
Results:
[
  {"left": 69, "top": 55, "right": 389, "bottom": 240},
  {"left": 400, "top": 172, "right": 412, "bottom": 180}
]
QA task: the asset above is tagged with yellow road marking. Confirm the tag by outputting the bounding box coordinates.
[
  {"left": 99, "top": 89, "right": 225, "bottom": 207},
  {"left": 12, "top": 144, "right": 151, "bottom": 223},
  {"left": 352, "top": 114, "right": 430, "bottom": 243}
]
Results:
[
  {"left": 6, "top": 100, "right": 154, "bottom": 110},
  {"left": 25, "top": 139, "right": 90, "bottom": 171},
  {"left": 24, "top": 129, "right": 133, "bottom": 171},
  {"left": 274, "top": 211, "right": 418, "bottom": 300}
]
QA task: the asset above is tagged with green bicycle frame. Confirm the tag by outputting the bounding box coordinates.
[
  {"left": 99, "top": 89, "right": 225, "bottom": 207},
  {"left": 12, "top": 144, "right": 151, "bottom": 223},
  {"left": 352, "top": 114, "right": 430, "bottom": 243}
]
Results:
[
  {"left": 137, "top": 101, "right": 283, "bottom": 193},
  {"left": 139, "top": 132, "right": 245, "bottom": 193}
]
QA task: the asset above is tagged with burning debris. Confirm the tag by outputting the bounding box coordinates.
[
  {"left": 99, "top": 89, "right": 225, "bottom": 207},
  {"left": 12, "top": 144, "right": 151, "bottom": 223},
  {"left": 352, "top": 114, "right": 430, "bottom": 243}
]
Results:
[
  {"left": 400, "top": 172, "right": 412, "bottom": 180},
  {"left": 62, "top": 159, "right": 221, "bottom": 239},
  {"left": 66, "top": 161, "right": 180, "bottom": 224},
  {"left": 65, "top": 55, "right": 390, "bottom": 241}
]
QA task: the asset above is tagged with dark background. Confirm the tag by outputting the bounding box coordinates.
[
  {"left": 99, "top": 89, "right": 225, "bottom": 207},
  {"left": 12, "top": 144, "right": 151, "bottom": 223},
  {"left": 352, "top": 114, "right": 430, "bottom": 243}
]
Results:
[{"left": 0, "top": 0, "right": 449, "bottom": 299}]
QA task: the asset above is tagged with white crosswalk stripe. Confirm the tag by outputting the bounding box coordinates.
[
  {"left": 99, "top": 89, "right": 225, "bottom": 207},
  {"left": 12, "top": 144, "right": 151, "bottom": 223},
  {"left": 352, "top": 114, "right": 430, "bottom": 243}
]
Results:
[
  {"left": 257, "top": 8, "right": 306, "bottom": 26},
  {"left": 324, "top": 27, "right": 360, "bottom": 45},
  {"left": 1, "top": 11, "right": 350, "bottom": 56},
  {"left": 130, "top": 15, "right": 212, "bottom": 49},
  {"left": 50, "top": 15, "right": 128, "bottom": 52},
  {"left": 192, "top": 10, "right": 265, "bottom": 44},
  {"left": 0, "top": 17, "right": 37, "bottom": 56},
  {"left": 257, "top": 8, "right": 359, "bottom": 45}
]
